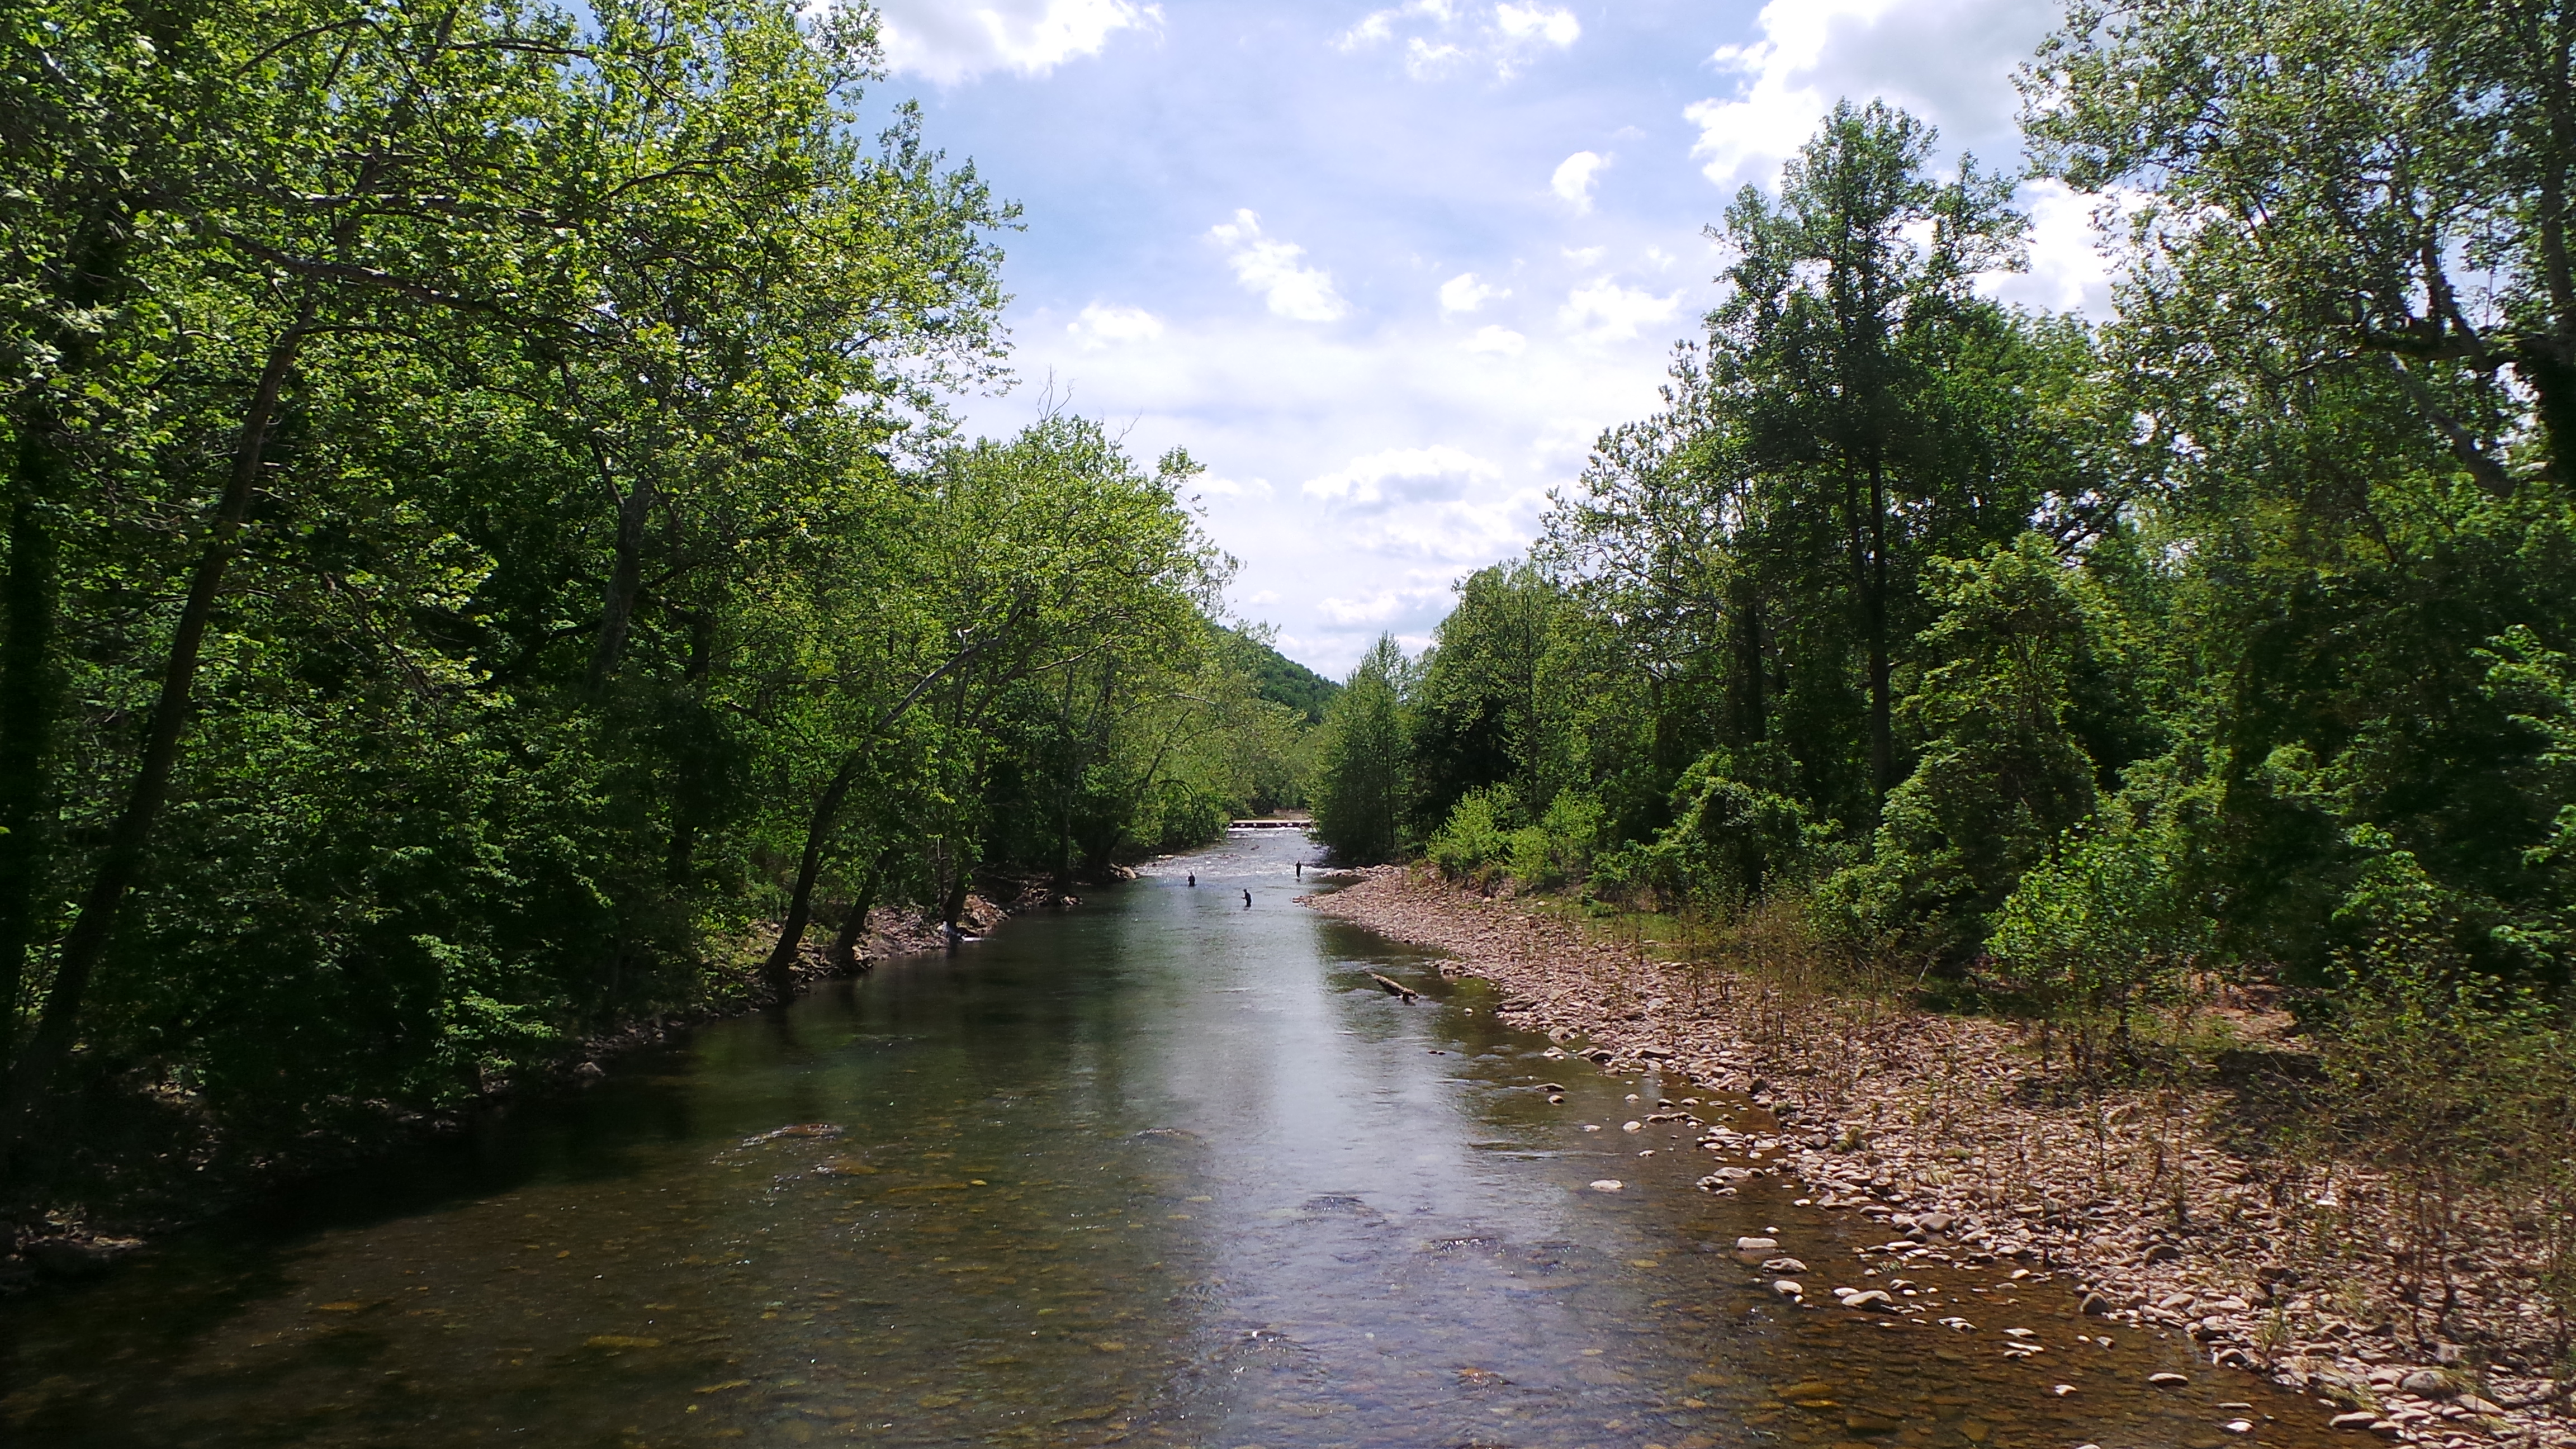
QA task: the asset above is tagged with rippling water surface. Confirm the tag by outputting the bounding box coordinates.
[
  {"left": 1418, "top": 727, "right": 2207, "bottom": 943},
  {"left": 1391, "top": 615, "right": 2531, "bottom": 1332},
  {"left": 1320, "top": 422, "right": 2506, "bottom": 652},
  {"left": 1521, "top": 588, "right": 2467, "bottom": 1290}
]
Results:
[{"left": 1, "top": 829, "right": 2345, "bottom": 1449}]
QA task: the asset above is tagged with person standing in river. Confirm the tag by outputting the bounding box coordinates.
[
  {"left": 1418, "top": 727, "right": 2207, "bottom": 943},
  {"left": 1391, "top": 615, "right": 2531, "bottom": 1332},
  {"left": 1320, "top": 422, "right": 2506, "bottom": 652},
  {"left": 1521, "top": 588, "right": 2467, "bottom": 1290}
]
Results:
[
  {"left": 1187, "top": 873, "right": 1195, "bottom": 887},
  {"left": 1243, "top": 889, "right": 1252, "bottom": 907}
]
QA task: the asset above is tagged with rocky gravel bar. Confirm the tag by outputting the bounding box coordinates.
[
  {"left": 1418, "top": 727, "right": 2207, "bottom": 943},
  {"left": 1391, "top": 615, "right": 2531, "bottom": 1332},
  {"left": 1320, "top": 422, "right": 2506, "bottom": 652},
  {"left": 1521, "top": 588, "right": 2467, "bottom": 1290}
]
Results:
[{"left": 1305, "top": 865, "right": 2576, "bottom": 1449}]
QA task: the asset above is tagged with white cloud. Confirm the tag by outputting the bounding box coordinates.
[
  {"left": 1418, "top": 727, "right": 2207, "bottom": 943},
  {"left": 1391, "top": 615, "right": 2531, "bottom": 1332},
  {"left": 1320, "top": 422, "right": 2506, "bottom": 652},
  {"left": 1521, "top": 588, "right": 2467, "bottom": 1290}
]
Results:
[
  {"left": 1318, "top": 583, "right": 1453, "bottom": 626},
  {"left": 1406, "top": 37, "right": 1467, "bottom": 77},
  {"left": 1462, "top": 325, "right": 1527, "bottom": 356},
  {"left": 1551, "top": 150, "right": 1610, "bottom": 212},
  {"left": 1197, "top": 475, "right": 1275, "bottom": 500},
  {"left": 1301, "top": 445, "right": 1502, "bottom": 506},
  {"left": 1682, "top": 0, "right": 2057, "bottom": 192},
  {"left": 1336, "top": 1, "right": 1578, "bottom": 79},
  {"left": 1983, "top": 178, "right": 2119, "bottom": 315},
  {"left": 875, "top": 0, "right": 1157, "bottom": 85},
  {"left": 1439, "top": 272, "right": 1509, "bottom": 314},
  {"left": 1336, "top": 494, "right": 1551, "bottom": 561},
  {"left": 1495, "top": 4, "right": 1579, "bottom": 48},
  {"left": 1560, "top": 278, "right": 1684, "bottom": 344},
  {"left": 1066, "top": 303, "right": 1164, "bottom": 350},
  {"left": 1562, "top": 245, "right": 1606, "bottom": 266},
  {"left": 1208, "top": 210, "right": 1350, "bottom": 323},
  {"left": 1337, "top": 0, "right": 1457, "bottom": 50},
  {"left": 1676, "top": 0, "right": 2101, "bottom": 311}
]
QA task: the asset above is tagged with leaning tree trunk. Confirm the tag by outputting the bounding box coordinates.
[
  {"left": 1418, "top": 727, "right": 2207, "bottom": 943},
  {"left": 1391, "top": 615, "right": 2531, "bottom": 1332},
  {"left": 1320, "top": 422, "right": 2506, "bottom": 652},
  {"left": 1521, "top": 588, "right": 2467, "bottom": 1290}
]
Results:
[
  {"left": 827, "top": 860, "right": 883, "bottom": 973},
  {"left": 2, "top": 311, "right": 309, "bottom": 1168},
  {"left": 761, "top": 756, "right": 861, "bottom": 1000}
]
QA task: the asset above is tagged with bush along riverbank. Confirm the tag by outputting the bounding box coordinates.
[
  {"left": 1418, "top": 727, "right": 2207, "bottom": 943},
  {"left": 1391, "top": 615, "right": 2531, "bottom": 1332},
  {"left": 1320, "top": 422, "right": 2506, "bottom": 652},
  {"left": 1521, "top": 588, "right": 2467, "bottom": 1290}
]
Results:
[{"left": 1303, "top": 866, "right": 2576, "bottom": 1449}]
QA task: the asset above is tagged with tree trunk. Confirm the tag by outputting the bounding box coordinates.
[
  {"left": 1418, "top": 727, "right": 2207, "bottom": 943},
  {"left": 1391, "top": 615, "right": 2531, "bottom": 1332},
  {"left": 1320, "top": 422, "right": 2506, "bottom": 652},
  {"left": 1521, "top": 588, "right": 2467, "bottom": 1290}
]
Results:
[
  {"left": 2, "top": 312, "right": 309, "bottom": 1163},
  {"left": 828, "top": 860, "right": 883, "bottom": 972},
  {"left": 1735, "top": 581, "right": 1767, "bottom": 745},
  {"left": 586, "top": 468, "right": 652, "bottom": 690},
  {"left": 1864, "top": 461, "right": 1894, "bottom": 803},
  {"left": 664, "top": 608, "right": 716, "bottom": 887},
  {"left": 0, "top": 443, "right": 64, "bottom": 1058},
  {"left": 762, "top": 755, "right": 860, "bottom": 1000},
  {"left": 1, "top": 215, "right": 126, "bottom": 1072},
  {"left": 940, "top": 858, "right": 973, "bottom": 939}
]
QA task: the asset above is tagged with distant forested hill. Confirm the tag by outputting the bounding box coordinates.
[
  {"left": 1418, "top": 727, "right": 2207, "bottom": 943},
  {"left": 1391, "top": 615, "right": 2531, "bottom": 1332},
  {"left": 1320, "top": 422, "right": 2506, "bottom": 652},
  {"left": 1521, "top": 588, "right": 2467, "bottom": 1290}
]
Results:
[{"left": 1221, "top": 627, "right": 1341, "bottom": 724}]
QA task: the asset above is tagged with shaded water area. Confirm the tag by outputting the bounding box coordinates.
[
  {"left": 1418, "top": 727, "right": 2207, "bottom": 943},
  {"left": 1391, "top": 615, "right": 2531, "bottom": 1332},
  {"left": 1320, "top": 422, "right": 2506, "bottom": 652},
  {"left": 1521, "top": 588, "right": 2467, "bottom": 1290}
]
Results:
[{"left": 3, "top": 830, "right": 2349, "bottom": 1449}]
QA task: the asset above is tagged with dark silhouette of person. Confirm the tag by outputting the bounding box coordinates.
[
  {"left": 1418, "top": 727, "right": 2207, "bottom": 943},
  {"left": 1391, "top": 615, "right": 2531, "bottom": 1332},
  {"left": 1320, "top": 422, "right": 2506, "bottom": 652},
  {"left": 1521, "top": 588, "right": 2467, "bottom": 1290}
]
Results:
[
  {"left": 1187, "top": 873, "right": 1195, "bottom": 887},
  {"left": 1295, "top": 861, "right": 1303, "bottom": 878},
  {"left": 1242, "top": 889, "right": 1252, "bottom": 907}
]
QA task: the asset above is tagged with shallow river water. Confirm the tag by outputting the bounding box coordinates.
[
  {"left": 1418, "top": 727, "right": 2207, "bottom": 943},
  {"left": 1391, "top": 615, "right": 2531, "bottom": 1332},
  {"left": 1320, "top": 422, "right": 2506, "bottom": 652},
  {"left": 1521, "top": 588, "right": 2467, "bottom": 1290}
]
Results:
[{"left": 3, "top": 829, "right": 2348, "bottom": 1449}]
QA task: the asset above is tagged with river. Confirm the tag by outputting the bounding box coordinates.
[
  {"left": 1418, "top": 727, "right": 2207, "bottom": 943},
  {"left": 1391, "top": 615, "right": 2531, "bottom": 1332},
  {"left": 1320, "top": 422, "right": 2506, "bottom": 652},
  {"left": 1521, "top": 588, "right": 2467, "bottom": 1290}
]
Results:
[{"left": 1, "top": 828, "right": 2346, "bottom": 1448}]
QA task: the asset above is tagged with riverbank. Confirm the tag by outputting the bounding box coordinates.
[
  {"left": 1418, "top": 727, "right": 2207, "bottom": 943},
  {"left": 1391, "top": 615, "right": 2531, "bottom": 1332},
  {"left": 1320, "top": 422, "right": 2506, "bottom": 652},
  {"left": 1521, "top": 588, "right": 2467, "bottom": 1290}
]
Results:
[
  {"left": 0, "top": 888, "right": 1038, "bottom": 1291},
  {"left": 1303, "top": 864, "right": 2576, "bottom": 1449}
]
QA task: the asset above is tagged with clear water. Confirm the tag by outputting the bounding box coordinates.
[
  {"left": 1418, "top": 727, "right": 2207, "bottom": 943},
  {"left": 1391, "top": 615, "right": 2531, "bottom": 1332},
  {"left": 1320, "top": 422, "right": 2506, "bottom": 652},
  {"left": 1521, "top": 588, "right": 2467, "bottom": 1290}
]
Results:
[{"left": 0, "top": 830, "right": 2343, "bottom": 1448}]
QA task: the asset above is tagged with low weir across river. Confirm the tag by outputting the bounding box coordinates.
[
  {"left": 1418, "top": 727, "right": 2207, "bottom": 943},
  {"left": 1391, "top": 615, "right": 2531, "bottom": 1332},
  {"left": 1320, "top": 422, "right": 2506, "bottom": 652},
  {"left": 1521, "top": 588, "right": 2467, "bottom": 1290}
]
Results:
[{"left": 0, "top": 829, "right": 2343, "bottom": 1448}]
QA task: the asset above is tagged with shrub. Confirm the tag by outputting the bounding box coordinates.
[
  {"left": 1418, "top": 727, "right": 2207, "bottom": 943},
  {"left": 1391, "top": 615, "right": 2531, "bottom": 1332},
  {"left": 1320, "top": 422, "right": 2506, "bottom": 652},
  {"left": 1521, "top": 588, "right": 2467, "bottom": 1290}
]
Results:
[{"left": 1429, "top": 786, "right": 1518, "bottom": 882}]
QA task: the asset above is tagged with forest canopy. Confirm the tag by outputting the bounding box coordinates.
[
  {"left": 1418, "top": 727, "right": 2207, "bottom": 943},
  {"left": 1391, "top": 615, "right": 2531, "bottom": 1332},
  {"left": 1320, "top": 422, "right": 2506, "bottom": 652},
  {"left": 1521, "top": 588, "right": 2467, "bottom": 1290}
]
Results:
[
  {"left": 0, "top": 0, "right": 1314, "bottom": 1188},
  {"left": 1311, "top": 9, "right": 2576, "bottom": 1038}
]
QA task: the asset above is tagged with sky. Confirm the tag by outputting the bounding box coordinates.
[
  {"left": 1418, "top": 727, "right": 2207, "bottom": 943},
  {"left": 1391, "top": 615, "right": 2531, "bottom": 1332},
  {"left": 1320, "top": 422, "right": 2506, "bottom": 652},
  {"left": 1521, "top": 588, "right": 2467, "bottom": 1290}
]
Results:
[{"left": 863, "top": 0, "right": 2113, "bottom": 678}]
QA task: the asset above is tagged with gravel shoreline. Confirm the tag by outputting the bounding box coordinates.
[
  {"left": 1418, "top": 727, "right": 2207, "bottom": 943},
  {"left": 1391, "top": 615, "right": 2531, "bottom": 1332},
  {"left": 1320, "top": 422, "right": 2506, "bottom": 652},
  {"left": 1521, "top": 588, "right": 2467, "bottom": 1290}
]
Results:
[{"left": 1304, "top": 864, "right": 2576, "bottom": 1449}]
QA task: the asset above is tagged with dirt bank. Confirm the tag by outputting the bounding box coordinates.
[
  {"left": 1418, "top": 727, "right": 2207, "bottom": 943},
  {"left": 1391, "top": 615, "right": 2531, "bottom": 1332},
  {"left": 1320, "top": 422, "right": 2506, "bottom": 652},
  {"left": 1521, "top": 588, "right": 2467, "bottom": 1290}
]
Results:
[{"left": 1304, "top": 865, "right": 2576, "bottom": 1449}]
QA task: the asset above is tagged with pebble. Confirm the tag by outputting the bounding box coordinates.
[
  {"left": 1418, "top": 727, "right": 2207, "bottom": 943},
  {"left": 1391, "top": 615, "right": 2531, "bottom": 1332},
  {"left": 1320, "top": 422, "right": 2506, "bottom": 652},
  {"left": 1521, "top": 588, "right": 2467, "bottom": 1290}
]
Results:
[
  {"left": 2223, "top": 1419, "right": 2256, "bottom": 1434},
  {"left": 1588, "top": 1179, "right": 1624, "bottom": 1192},
  {"left": 1735, "top": 1237, "right": 1779, "bottom": 1252},
  {"left": 1622, "top": 1120, "right": 1642, "bottom": 1132},
  {"left": 1772, "top": 1279, "right": 1803, "bottom": 1299},
  {"left": 1834, "top": 1287, "right": 1898, "bottom": 1312}
]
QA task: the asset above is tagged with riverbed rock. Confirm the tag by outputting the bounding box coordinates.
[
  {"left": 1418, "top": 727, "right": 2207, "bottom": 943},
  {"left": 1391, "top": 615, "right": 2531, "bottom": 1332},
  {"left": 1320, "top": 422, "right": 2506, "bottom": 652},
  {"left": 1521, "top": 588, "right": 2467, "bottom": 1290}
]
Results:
[
  {"left": 2399, "top": 1370, "right": 2457, "bottom": 1399},
  {"left": 1773, "top": 1279, "right": 1803, "bottom": 1299},
  {"left": 1588, "top": 1179, "right": 1625, "bottom": 1192},
  {"left": 2149, "top": 1372, "right": 2191, "bottom": 1387},
  {"left": 2329, "top": 1411, "right": 2381, "bottom": 1429},
  {"left": 1834, "top": 1287, "right": 1898, "bottom": 1312},
  {"left": 1735, "top": 1236, "right": 1779, "bottom": 1252},
  {"left": 1762, "top": 1256, "right": 1808, "bottom": 1273}
]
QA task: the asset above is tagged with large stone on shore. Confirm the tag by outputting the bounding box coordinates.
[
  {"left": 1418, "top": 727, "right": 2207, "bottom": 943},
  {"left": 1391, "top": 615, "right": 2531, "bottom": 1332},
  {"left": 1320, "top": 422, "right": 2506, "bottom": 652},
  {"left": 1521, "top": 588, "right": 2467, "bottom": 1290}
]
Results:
[{"left": 2398, "top": 1370, "right": 2456, "bottom": 1399}]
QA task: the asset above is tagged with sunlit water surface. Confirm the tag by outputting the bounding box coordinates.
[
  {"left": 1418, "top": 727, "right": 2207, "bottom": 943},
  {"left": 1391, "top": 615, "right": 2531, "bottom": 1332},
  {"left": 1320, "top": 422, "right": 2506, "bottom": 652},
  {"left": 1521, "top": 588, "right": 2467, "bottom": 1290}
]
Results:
[{"left": 2, "top": 830, "right": 2345, "bottom": 1449}]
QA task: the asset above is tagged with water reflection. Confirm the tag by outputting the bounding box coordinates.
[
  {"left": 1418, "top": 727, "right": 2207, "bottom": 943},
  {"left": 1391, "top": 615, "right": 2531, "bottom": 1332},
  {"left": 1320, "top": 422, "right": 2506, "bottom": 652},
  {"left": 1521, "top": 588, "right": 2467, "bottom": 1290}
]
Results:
[{"left": 3, "top": 830, "right": 2344, "bottom": 1449}]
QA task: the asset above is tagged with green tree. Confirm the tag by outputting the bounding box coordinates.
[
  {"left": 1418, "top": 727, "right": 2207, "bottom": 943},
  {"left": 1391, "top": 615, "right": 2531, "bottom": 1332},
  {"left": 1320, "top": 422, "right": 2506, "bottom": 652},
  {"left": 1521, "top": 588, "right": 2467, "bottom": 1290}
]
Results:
[{"left": 1313, "top": 636, "right": 1412, "bottom": 864}]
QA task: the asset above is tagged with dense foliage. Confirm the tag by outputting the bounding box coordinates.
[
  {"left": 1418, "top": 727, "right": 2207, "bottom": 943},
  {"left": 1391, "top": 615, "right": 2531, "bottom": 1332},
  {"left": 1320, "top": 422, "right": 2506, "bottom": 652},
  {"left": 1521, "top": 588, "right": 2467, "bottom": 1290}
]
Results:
[
  {"left": 1313, "top": 12, "right": 2576, "bottom": 1051},
  {"left": 0, "top": 0, "right": 1309, "bottom": 1188}
]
